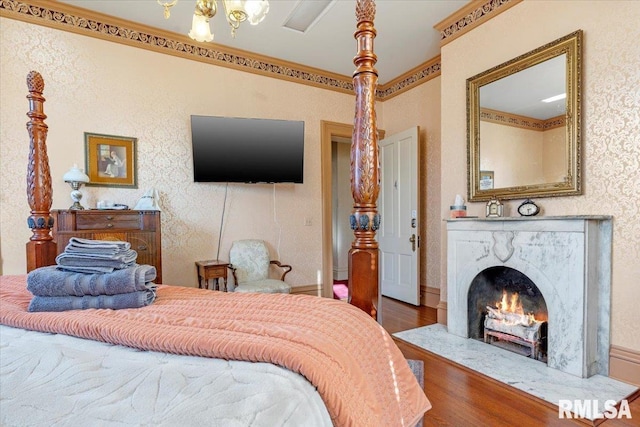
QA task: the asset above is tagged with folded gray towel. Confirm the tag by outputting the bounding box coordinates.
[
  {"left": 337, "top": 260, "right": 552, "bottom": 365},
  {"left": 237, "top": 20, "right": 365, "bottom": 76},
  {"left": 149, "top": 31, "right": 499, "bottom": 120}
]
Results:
[
  {"left": 28, "top": 289, "right": 156, "bottom": 312},
  {"left": 27, "top": 265, "right": 157, "bottom": 297},
  {"left": 63, "top": 237, "right": 133, "bottom": 258},
  {"left": 55, "top": 265, "right": 120, "bottom": 274},
  {"left": 66, "top": 237, "right": 131, "bottom": 251},
  {"left": 64, "top": 247, "right": 122, "bottom": 256},
  {"left": 55, "top": 249, "right": 138, "bottom": 270}
]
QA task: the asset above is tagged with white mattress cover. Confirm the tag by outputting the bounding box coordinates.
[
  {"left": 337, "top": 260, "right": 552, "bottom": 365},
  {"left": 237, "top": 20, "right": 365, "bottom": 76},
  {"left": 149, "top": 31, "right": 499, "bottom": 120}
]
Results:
[{"left": 0, "top": 325, "right": 332, "bottom": 427}]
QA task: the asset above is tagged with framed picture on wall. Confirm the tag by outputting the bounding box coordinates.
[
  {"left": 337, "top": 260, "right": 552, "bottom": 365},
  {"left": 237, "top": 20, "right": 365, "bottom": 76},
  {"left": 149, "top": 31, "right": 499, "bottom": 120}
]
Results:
[
  {"left": 479, "top": 170, "right": 494, "bottom": 190},
  {"left": 84, "top": 132, "right": 137, "bottom": 188}
]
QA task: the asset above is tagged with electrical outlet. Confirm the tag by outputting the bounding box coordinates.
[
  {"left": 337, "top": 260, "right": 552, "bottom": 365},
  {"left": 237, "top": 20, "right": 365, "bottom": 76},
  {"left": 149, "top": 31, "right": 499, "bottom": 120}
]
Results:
[{"left": 304, "top": 217, "right": 312, "bottom": 226}]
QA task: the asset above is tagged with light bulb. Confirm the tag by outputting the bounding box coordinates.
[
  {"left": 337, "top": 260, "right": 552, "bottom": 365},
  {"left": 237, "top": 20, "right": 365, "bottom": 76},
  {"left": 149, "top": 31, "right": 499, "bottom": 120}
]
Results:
[{"left": 188, "top": 13, "right": 214, "bottom": 42}]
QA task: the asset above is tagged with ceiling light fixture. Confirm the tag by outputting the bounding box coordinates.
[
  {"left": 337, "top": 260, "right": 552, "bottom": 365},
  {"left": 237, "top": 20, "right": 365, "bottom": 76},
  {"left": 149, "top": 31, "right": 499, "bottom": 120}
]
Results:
[
  {"left": 541, "top": 93, "right": 566, "bottom": 103},
  {"left": 158, "top": 0, "right": 269, "bottom": 42}
]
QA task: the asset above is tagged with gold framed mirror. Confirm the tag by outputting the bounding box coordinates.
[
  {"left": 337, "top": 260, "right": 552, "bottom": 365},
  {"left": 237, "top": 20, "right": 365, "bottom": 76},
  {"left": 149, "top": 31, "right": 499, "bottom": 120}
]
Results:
[{"left": 467, "top": 30, "right": 582, "bottom": 201}]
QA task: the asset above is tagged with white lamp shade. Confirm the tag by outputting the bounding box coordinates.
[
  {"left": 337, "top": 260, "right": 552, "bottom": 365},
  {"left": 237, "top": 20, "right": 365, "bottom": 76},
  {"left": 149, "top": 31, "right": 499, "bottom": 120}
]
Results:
[
  {"left": 63, "top": 164, "right": 89, "bottom": 183},
  {"left": 245, "top": 0, "right": 269, "bottom": 25},
  {"left": 189, "top": 13, "right": 214, "bottom": 42}
]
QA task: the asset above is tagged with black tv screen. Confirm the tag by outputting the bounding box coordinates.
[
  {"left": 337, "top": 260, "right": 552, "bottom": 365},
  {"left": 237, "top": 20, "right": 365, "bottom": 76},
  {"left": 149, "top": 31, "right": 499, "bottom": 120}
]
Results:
[{"left": 191, "top": 115, "right": 304, "bottom": 183}]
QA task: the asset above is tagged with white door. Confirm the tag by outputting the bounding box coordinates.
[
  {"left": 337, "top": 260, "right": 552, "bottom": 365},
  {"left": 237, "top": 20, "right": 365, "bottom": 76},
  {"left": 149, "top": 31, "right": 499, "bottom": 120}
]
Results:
[{"left": 378, "top": 127, "right": 420, "bottom": 305}]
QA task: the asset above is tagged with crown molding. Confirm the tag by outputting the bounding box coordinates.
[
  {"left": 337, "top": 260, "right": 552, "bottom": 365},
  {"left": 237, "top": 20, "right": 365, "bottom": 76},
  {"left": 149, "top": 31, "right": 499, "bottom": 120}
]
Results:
[
  {"left": 378, "top": 56, "right": 441, "bottom": 101},
  {"left": 434, "top": 0, "right": 522, "bottom": 47},
  {"left": 480, "top": 108, "right": 566, "bottom": 132},
  {"left": 0, "top": 0, "right": 355, "bottom": 94},
  {"left": 1, "top": 0, "right": 516, "bottom": 100}
]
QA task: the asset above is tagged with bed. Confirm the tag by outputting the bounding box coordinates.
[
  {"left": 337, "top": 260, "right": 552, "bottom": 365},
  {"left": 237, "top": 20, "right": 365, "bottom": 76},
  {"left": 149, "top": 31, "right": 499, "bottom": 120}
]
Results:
[
  {"left": 1, "top": 0, "right": 431, "bottom": 425},
  {"left": 1, "top": 277, "right": 429, "bottom": 426}
]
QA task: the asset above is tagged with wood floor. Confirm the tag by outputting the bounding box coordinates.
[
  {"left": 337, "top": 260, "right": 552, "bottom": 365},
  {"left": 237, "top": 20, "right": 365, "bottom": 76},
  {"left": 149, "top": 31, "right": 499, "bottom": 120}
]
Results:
[{"left": 380, "top": 296, "right": 640, "bottom": 427}]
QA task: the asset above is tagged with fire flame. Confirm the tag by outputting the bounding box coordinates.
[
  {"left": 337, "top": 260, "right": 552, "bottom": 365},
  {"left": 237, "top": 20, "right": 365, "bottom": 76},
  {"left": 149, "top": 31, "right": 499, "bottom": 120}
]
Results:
[
  {"left": 496, "top": 290, "right": 524, "bottom": 315},
  {"left": 492, "top": 290, "right": 542, "bottom": 325}
]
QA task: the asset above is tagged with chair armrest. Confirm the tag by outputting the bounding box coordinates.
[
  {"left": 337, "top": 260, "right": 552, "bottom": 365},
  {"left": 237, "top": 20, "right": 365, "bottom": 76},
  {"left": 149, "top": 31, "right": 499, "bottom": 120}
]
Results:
[
  {"left": 227, "top": 264, "right": 238, "bottom": 286},
  {"left": 270, "top": 260, "right": 292, "bottom": 281}
]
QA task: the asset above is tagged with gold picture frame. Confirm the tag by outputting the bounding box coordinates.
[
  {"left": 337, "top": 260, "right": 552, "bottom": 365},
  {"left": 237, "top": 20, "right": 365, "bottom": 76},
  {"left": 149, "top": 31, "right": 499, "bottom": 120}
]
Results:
[
  {"left": 467, "top": 30, "right": 582, "bottom": 201},
  {"left": 84, "top": 132, "right": 137, "bottom": 188}
]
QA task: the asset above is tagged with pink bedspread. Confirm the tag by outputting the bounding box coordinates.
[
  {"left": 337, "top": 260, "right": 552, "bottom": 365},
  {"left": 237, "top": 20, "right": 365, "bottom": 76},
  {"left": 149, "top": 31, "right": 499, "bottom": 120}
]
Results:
[{"left": 0, "top": 275, "right": 431, "bottom": 426}]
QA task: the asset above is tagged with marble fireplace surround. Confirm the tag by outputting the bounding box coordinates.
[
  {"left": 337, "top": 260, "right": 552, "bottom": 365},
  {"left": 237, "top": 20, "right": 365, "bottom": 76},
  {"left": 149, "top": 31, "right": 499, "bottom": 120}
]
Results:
[{"left": 446, "top": 216, "right": 612, "bottom": 378}]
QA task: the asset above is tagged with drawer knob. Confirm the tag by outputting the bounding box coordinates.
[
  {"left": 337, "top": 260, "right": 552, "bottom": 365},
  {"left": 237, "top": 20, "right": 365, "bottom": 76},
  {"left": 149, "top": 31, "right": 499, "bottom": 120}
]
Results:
[
  {"left": 106, "top": 223, "right": 113, "bottom": 228},
  {"left": 106, "top": 216, "right": 114, "bottom": 220},
  {"left": 138, "top": 245, "right": 148, "bottom": 251}
]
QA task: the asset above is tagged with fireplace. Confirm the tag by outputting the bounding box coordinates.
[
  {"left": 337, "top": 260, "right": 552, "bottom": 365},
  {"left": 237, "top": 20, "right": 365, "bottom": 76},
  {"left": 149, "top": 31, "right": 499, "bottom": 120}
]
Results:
[
  {"left": 446, "top": 216, "right": 612, "bottom": 378},
  {"left": 468, "top": 266, "right": 548, "bottom": 362}
]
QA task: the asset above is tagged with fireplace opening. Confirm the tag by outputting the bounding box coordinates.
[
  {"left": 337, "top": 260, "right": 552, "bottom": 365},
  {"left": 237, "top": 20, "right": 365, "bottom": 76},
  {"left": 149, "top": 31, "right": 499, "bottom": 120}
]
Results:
[{"left": 467, "top": 267, "right": 548, "bottom": 362}]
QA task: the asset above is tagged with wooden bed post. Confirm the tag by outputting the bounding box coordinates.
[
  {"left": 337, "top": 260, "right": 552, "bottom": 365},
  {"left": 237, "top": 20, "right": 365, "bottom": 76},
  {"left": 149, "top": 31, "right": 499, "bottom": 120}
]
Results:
[
  {"left": 349, "top": 0, "right": 380, "bottom": 320},
  {"left": 25, "top": 71, "right": 56, "bottom": 272}
]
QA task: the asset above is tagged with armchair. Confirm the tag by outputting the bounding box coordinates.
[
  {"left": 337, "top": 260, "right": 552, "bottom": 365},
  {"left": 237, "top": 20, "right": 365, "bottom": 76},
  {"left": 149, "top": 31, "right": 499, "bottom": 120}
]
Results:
[{"left": 228, "top": 239, "right": 292, "bottom": 293}]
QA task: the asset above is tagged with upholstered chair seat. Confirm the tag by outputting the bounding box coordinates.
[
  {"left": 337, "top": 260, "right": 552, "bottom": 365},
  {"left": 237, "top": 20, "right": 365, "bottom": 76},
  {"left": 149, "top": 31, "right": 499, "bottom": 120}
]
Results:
[{"left": 229, "top": 239, "right": 292, "bottom": 294}]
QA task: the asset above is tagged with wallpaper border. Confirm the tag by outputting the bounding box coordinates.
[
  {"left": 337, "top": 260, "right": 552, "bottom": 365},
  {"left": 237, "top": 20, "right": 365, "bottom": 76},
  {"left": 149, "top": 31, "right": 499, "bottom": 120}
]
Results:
[
  {"left": 0, "top": 0, "right": 355, "bottom": 94},
  {"left": 0, "top": 0, "right": 515, "bottom": 100},
  {"left": 434, "top": 0, "right": 523, "bottom": 47}
]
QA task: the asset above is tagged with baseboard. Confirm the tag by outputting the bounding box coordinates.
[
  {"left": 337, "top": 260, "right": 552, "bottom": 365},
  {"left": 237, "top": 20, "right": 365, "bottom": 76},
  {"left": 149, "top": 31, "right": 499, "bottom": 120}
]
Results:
[
  {"left": 437, "top": 300, "right": 447, "bottom": 325},
  {"left": 291, "top": 284, "right": 322, "bottom": 296},
  {"left": 420, "top": 285, "right": 440, "bottom": 308},
  {"left": 610, "top": 345, "right": 640, "bottom": 387},
  {"left": 332, "top": 268, "right": 348, "bottom": 282}
]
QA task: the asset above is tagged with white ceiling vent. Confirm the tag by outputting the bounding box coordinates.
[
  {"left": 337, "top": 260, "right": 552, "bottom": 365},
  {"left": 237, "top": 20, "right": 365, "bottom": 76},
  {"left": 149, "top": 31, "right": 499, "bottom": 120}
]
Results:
[{"left": 282, "top": 0, "right": 335, "bottom": 34}]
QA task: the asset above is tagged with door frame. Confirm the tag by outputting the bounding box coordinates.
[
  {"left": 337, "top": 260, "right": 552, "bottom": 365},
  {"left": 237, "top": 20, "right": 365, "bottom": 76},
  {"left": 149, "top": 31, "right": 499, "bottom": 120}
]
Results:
[{"left": 320, "top": 121, "right": 385, "bottom": 299}]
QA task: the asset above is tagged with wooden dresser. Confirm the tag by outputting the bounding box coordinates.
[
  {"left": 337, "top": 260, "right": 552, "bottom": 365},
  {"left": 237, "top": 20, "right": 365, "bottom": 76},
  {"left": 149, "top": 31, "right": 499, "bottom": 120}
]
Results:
[{"left": 51, "top": 209, "right": 162, "bottom": 283}]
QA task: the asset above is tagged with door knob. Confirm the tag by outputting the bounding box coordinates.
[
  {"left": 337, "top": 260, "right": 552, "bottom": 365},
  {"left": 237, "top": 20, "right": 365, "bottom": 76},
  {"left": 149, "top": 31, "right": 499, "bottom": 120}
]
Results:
[{"left": 409, "top": 234, "right": 416, "bottom": 252}]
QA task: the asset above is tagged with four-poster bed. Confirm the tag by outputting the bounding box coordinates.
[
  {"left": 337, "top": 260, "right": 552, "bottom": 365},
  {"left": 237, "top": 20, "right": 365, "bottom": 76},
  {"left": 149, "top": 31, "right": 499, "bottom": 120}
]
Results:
[
  {"left": 349, "top": 0, "right": 381, "bottom": 320},
  {"left": 1, "top": 0, "right": 430, "bottom": 425}
]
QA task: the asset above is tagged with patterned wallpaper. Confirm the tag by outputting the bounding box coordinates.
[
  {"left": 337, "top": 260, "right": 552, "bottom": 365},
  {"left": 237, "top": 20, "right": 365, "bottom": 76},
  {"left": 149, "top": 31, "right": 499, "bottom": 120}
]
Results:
[
  {"left": 0, "top": 18, "right": 356, "bottom": 288},
  {"left": 2, "top": 3, "right": 639, "bottom": 354},
  {"left": 440, "top": 1, "right": 640, "bottom": 350}
]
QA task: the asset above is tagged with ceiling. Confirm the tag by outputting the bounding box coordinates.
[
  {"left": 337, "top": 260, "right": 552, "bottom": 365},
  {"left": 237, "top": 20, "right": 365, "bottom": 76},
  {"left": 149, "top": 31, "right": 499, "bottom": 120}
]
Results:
[
  {"left": 480, "top": 55, "right": 567, "bottom": 120},
  {"left": 58, "top": 0, "right": 468, "bottom": 84}
]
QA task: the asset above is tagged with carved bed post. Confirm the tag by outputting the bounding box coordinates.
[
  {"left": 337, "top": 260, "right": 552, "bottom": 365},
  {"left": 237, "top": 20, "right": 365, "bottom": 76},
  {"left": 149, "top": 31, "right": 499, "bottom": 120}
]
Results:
[
  {"left": 25, "top": 71, "right": 56, "bottom": 271},
  {"left": 349, "top": 0, "right": 380, "bottom": 320}
]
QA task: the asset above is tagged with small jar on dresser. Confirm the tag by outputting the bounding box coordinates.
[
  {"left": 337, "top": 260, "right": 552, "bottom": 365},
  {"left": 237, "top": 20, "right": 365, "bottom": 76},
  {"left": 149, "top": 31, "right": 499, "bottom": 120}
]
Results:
[{"left": 51, "top": 209, "right": 162, "bottom": 283}]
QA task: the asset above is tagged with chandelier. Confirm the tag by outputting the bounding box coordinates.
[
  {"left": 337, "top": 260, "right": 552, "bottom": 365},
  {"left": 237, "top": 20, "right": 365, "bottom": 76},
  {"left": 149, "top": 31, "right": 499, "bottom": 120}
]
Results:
[{"left": 158, "top": 0, "right": 270, "bottom": 42}]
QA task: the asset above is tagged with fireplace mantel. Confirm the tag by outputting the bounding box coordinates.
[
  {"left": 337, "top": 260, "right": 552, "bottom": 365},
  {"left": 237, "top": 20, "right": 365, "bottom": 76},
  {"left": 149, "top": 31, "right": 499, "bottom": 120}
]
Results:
[{"left": 446, "top": 216, "right": 612, "bottom": 378}]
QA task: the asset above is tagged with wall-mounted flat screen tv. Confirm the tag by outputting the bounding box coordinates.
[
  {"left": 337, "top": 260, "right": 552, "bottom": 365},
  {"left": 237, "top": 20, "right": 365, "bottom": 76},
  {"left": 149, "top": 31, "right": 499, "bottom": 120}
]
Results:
[{"left": 191, "top": 115, "right": 304, "bottom": 183}]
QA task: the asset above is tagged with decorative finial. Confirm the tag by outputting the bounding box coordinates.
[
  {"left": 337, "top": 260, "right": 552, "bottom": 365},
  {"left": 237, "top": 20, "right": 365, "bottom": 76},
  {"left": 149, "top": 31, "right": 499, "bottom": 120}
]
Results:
[
  {"left": 26, "top": 71, "right": 44, "bottom": 94},
  {"left": 355, "top": 0, "right": 376, "bottom": 22}
]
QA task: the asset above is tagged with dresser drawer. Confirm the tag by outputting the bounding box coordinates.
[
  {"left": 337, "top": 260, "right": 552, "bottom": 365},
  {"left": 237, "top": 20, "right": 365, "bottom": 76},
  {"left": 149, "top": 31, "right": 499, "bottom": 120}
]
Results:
[
  {"left": 76, "top": 213, "right": 141, "bottom": 230},
  {"left": 52, "top": 210, "right": 162, "bottom": 283},
  {"left": 127, "top": 233, "right": 157, "bottom": 266}
]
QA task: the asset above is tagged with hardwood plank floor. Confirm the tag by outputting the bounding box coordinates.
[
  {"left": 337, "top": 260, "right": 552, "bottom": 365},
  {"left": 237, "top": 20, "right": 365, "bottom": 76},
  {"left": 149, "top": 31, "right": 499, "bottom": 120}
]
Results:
[{"left": 380, "top": 296, "right": 640, "bottom": 427}]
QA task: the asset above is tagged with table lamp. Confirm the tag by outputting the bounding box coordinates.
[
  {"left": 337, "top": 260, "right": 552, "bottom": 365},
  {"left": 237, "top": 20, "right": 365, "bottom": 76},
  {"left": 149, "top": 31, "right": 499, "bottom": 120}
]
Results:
[{"left": 62, "top": 164, "right": 90, "bottom": 210}]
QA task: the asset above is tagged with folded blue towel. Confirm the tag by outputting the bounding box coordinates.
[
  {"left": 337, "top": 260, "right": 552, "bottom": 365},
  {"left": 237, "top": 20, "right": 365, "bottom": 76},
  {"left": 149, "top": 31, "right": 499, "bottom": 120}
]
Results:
[
  {"left": 66, "top": 237, "right": 131, "bottom": 251},
  {"left": 55, "top": 265, "right": 122, "bottom": 274},
  {"left": 56, "top": 249, "right": 138, "bottom": 262},
  {"left": 27, "top": 265, "right": 157, "bottom": 297},
  {"left": 55, "top": 249, "right": 138, "bottom": 272},
  {"left": 28, "top": 289, "right": 156, "bottom": 312}
]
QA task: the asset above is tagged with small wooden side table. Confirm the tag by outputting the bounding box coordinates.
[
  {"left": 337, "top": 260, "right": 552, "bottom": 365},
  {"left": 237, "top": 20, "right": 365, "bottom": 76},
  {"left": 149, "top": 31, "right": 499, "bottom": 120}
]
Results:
[{"left": 196, "top": 260, "right": 229, "bottom": 291}]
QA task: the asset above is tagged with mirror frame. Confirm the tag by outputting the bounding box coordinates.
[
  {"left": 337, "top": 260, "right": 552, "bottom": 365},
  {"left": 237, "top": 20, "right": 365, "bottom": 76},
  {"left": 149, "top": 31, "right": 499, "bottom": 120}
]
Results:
[{"left": 467, "top": 30, "right": 582, "bottom": 202}]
